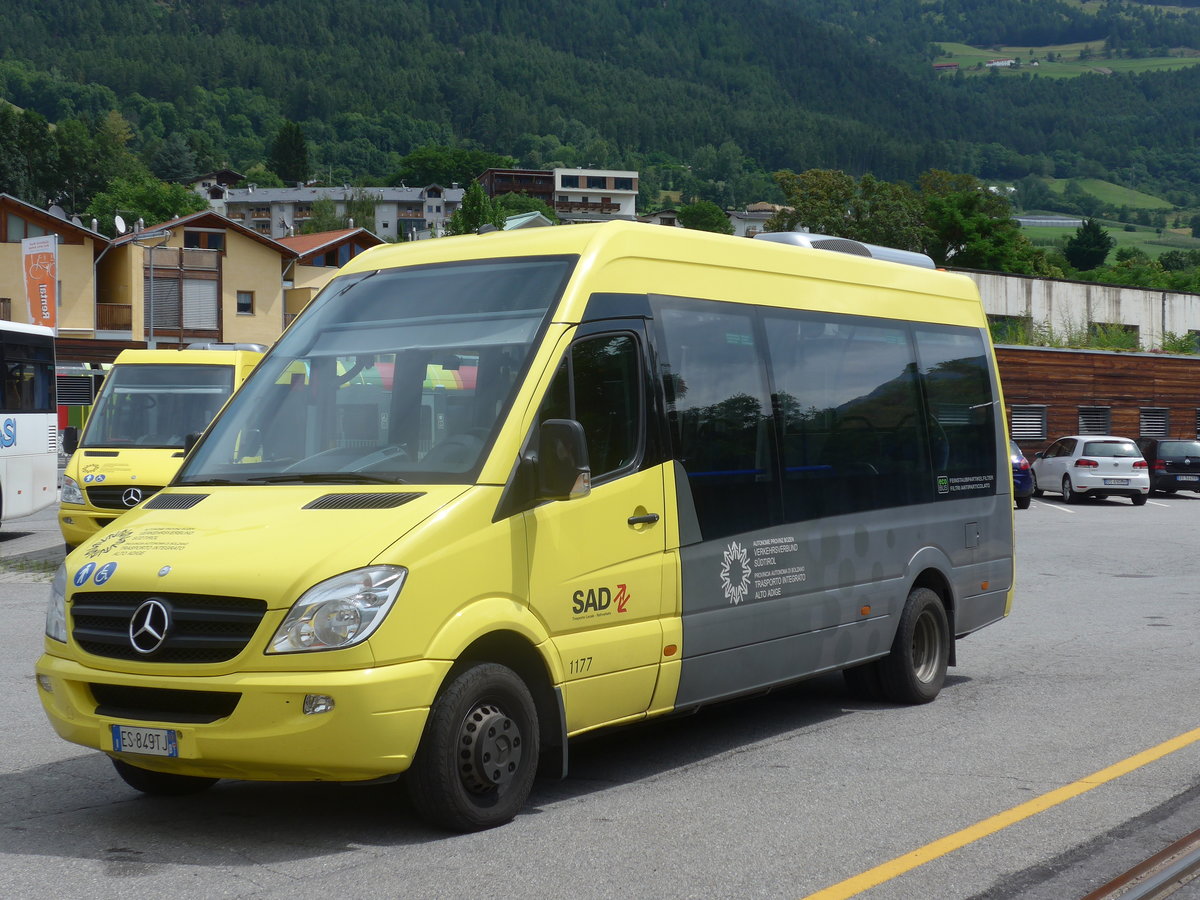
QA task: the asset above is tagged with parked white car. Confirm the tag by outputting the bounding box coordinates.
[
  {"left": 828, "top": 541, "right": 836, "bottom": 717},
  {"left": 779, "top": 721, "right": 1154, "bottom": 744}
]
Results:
[{"left": 1030, "top": 435, "right": 1150, "bottom": 505}]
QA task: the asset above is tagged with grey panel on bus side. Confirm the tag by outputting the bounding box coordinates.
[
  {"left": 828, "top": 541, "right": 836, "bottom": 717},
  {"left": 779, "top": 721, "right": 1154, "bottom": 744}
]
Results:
[{"left": 673, "top": 485, "right": 1012, "bottom": 708}]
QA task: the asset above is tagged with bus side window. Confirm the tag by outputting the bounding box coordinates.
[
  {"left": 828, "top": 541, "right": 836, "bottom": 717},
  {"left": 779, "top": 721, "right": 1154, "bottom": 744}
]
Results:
[{"left": 538, "top": 334, "right": 641, "bottom": 483}]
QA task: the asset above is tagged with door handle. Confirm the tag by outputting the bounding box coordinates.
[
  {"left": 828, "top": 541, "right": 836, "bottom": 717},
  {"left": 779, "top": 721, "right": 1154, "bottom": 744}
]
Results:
[{"left": 627, "top": 513, "right": 660, "bottom": 526}]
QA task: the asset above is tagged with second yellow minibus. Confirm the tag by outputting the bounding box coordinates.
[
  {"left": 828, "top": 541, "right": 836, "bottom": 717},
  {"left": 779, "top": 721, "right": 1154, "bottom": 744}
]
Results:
[{"left": 38, "top": 222, "right": 1014, "bottom": 831}]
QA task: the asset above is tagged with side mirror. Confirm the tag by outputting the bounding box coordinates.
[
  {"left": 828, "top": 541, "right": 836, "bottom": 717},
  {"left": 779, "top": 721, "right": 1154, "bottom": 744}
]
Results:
[
  {"left": 1034, "top": 451, "right": 1044, "bottom": 459},
  {"left": 62, "top": 426, "right": 79, "bottom": 454},
  {"left": 537, "top": 419, "right": 591, "bottom": 501}
]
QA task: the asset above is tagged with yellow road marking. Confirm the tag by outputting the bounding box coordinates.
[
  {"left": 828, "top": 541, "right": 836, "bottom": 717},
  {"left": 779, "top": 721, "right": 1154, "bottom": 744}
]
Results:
[{"left": 803, "top": 726, "right": 1200, "bottom": 900}]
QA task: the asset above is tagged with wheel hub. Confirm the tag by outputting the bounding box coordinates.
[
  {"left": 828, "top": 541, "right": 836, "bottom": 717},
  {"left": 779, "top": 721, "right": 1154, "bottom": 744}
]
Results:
[{"left": 458, "top": 703, "right": 523, "bottom": 794}]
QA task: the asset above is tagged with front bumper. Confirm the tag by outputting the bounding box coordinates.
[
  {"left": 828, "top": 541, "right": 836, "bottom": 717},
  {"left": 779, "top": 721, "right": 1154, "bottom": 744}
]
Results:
[
  {"left": 58, "top": 507, "right": 120, "bottom": 547},
  {"left": 36, "top": 652, "right": 452, "bottom": 782}
]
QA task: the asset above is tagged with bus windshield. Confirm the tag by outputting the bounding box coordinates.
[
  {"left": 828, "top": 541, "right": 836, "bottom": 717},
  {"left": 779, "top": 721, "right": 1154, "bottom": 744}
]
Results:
[
  {"left": 81, "top": 364, "right": 235, "bottom": 450},
  {"left": 178, "top": 256, "right": 574, "bottom": 486}
]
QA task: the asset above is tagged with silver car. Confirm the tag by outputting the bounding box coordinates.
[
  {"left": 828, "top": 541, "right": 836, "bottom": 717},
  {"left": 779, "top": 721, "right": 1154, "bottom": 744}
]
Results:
[{"left": 1030, "top": 435, "right": 1150, "bottom": 506}]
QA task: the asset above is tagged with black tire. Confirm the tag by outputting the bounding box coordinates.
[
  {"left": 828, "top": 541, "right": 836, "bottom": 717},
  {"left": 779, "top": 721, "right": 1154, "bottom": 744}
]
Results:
[
  {"left": 1015, "top": 494, "right": 1031, "bottom": 510},
  {"left": 877, "top": 587, "right": 949, "bottom": 704},
  {"left": 406, "top": 663, "right": 539, "bottom": 832},
  {"left": 842, "top": 661, "right": 886, "bottom": 701},
  {"left": 1062, "top": 475, "right": 1082, "bottom": 505},
  {"left": 111, "top": 758, "right": 218, "bottom": 796},
  {"left": 1131, "top": 493, "right": 1147, "bottom": 506},
  {"left": 1031, "top": 471, "right": 1043, "bottom": 497}
]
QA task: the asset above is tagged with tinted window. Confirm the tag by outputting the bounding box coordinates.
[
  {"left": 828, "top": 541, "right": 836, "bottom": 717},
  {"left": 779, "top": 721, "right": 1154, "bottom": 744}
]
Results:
[
  {"left": 654, "top": 300, "right": 776, "bottom": 539},
  {"left": 1082, "top": 440, "right": 1140, "bottom": 457},
  {"left": 915, "top": 327, "right": 997, "bottom": 497},
  {"left": 539, "top": 334, "right": 641, "bottom": 481},
  {"left": 1157, "top": 440, "right": 1200, "bottom": 457},
  {"left": 0, "top": 333, "right": 55, "bottom": 412},
  {"left": 766, "top": 311, "right": 930, "bottom": 519}
]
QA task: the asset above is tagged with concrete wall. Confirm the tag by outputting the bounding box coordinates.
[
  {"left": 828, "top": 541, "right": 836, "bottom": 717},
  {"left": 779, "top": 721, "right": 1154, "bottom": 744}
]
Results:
[{"left": 961, "top": 269, "right": 1200, "bottom": 349}]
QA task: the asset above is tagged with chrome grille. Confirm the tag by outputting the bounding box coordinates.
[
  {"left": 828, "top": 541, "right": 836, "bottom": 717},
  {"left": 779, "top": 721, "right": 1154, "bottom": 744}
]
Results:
[
  {"left": 85, "top": 485, "right": 163, "bottom": 510},
  {"left": 71, "top": 591, "right": 267, "bottom": 663}
]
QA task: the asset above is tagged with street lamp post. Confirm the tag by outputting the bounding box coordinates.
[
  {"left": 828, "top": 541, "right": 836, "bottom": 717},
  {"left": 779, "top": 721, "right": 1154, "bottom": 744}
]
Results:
[{"left": 133, "top": 229, "right": 172, "bottom": 349}]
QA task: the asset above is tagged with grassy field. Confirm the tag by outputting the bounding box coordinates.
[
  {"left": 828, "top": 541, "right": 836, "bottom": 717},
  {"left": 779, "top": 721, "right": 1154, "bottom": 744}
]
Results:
[
  {"left": 932, "top": 41, "right": 1200, "bottom": 77},
  {"left": 1020, "top": 222, "right": 1200, "bottom": 260},
  {"left": 1041, "top": 177, "right": 1175, "bottom": 210}
]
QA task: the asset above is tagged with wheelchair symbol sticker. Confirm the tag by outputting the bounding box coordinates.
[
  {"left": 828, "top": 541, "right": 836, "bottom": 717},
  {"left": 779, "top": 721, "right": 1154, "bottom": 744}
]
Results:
[{"left": 93, "top": 562, "right": 118, "bottom": 586}]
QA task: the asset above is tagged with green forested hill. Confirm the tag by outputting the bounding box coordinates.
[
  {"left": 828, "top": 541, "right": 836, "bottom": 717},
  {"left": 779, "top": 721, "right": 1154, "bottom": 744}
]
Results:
[{"left": 3, "top": 0, "right": 1200, "bottom": 211}]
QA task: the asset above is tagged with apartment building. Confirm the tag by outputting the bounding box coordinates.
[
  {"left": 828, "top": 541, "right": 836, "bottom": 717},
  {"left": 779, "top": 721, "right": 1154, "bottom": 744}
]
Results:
[
  {"left": 222, "top": 184, "right": 464, "bottom": 241},
  {"left": 552, "top": 168, "right": 638, "bottom": 222}
]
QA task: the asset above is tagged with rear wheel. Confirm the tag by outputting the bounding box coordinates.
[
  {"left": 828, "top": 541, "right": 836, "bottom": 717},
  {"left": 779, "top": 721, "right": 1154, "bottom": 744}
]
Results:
[
  {"left": 1131, "top": 493, "right": 1147, "bottom": 506},
  {"left": 111, "top": 758, "right": 218, "bottom": 796},
  {"left": 406, "top": 662, "right": 539, "bottom": 832},
  {"left": 1062, "top": 475, "right": 1082, "bottom": 504},
  {"left": 877, "top": 587, "right": 949, "bottom": 704},
  {"left": 1015, "top": 494, "right": 1031, "bottom": 510}
]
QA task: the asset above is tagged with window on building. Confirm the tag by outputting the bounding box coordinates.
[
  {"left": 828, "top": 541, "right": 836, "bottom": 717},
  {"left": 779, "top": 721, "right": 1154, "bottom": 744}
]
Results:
[
  {"left": 587, "top": 176, "right": 606, "bottom": 190},
  {"left": 1078, "top": 406, "right": 1111, "bottom": 434},
  {"left": 237, "top": 291, "right": 255, "bottom": 315},
  {"left": 183, "top": 230, "right": 224, "bottom": 251},
  {"left": 560, "top": 175, "right": 579, "bottom": 188},
  {"left": 1011, "top": 405, "right": 1047, "bottom": 441},
  {"left": 1140, "top": 407, "right": 1169, "bottom": 437},
  {"left": 614, "top": 178, "right": 633, "bottom": 191}
]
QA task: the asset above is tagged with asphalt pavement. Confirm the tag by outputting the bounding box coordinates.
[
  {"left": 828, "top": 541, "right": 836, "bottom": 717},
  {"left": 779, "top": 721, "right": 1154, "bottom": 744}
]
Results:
[{"left": 0, "top": 482, "right": 67, "bottom": 582}]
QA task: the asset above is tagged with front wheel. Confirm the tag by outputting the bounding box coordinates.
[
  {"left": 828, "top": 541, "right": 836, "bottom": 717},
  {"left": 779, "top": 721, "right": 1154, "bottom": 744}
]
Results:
[
  {"left": 406, "top": 663, "right": 539, "bottom": 832},
  {"left": 1031, "top": 470, "right": 1043, "bottom": 497},
  {"left": 877, "top": 587, "right": 949, "bottom": 704},
  {"left": 111, "top": 758, "right": 218, "bottom": 796}
]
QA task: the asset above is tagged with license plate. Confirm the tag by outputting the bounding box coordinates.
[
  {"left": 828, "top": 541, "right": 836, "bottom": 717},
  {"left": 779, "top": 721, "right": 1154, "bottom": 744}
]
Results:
[
  {"left": 1103, "top": 478, "right": 1128, "bottom": 486},
  {"left": 1177, "top": 475, "right": 1199, "bottom": 482},
  {"left": 111, "top": 724, "right": 178, "bottom": 757}
]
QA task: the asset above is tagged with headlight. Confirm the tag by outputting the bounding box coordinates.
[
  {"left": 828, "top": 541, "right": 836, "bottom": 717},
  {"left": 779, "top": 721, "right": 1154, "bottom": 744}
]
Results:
[
  {"left": 61, "top": 476, "right": 83, "bottom": 506},
  {"left": 267, "top": 566, "right": 406, "bottom": 653},
  {"left": 46, "top": 563, "right": 67, "bottom": 642}
]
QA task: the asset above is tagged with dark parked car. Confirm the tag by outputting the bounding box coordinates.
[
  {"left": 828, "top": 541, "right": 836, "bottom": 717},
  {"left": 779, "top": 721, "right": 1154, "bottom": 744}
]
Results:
[
  {"left": 1134, "top": 437, "right": 1200, "bottom": 495},
  {"left": 1010, "top": 441, "right": 1033, "bottom": 509}
]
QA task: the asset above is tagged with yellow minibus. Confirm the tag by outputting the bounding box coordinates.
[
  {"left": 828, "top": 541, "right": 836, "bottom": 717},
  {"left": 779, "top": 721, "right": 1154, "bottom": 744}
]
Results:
[
  {"left": 38, "top": 222, "right": 1014, "bottom": 831},
  {"left": 58, "top": 345, "right": 264, "bottom": 549}
]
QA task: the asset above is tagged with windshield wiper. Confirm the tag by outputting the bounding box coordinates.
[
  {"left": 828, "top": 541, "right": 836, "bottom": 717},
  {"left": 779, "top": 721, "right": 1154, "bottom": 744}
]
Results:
[
  {"left": 246, "top": 472, "right": 407, "bottom": 485},
  {"left": 176, "top": 478, "right": 247, "bottom": 486}
]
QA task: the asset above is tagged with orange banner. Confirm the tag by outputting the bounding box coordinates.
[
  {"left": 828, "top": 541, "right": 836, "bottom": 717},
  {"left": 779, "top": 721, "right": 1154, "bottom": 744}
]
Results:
[{"left": 22, "top": 235, "right": 57, "bottom": 330}]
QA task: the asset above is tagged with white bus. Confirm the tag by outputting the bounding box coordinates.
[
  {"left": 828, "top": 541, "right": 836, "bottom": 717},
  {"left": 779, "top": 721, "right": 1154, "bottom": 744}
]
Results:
[{"left": 0, "top": 321, "right": 59, "bottom": 524}]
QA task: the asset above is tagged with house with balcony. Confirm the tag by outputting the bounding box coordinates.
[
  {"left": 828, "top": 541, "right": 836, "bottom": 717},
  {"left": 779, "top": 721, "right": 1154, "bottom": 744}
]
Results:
[
  {"left": 99, "top": 211, "right": 299, "bottom": 350},
  {"left": 478, "top": 168, "right": 555, "bottom": 208},
  {"left": 552, "top": 168, "right": 638, "bottom": 222},
  {"left": 221, "top": 184, "right": 464, "bottom": 241},
  {"left": 0, "top": 193, "right": 114, "bottom": 362},
  {"left": 277, "top": 227, "right": 385, "bottom": 326}
]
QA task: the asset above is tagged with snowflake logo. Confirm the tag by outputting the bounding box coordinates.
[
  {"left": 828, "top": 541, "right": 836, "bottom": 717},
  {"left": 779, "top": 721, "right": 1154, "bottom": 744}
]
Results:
[
  {"left": 719, "top": 541, "right": 752, "bottom": 605},
  {"left": 84, "top": 528, "right": 134, "bottom": 559}
]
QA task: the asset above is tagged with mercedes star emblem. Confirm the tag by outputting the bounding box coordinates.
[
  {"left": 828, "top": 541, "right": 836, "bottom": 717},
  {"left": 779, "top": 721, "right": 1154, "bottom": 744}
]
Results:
[
  {"left": 121, "top": 487, "right": 144, "bottom": 508},
  {"left": 129, "top": 599, "right": 170, "bottom": 654}
]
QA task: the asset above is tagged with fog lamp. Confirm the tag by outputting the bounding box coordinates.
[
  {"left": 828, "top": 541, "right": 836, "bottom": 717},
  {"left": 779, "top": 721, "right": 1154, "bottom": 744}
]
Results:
[{"left": 303, "top": 694, "right": 335, "bottom": 715}]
